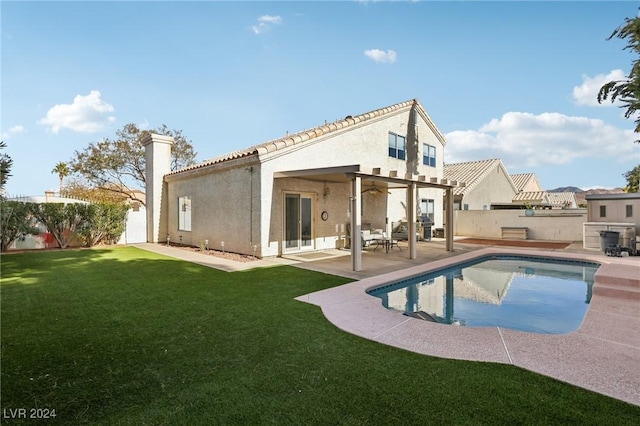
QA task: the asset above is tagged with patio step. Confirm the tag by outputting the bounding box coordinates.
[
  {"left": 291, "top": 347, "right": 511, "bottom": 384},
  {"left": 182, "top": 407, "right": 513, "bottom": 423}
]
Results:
[
  {"left": 596, "top": 263, "right": 640, "bottom": 286},
  {"left": 593, "top": 283, "right": 640, "bottom": 301},
  {"left": 593, "top": 263, "right": 640, "bottom": 301},
  {"left": 593, "top": 262, "right": 640, "bottom": 300}
]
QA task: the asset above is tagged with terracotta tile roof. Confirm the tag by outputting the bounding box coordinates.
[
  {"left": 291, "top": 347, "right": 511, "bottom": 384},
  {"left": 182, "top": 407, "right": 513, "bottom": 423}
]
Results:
[
  {"left": 443, "top": 158, "right": 512, "bottom": 196},
  {"left": 168, "top": 98, "right": 443, "bottom": 176}
]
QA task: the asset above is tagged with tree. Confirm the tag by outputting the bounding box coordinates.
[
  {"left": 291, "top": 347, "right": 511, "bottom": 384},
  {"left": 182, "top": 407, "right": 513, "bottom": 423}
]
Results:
[
  {"left": 62, "top": 178, "right": 130, "bottom": 203},
  {"left": 0, "top": 141, "right": 12, "bottom": 192},
  {"left": 51, "top": 161, "right": 70, "bottom": 194},
  {"left": 597, "top": 12, "right": 640, "bottom": 143},
  {"left": 69, "top": 123, "right": 197, "bottom": 205},
  {"left": 29, "top": 203, "right": 90, "bottom": 249},
  {"left": 77, "top": 202, "right": 129, "bottom": 247},
  {"left": 0, "top": 200, "right": 40, "bottom": 252},
  {"left": 624, "top": 164, "right": 640, "bottom": 192}
]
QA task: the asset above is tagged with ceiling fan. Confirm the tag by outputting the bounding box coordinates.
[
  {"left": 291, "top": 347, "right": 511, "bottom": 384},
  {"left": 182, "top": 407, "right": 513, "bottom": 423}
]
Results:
[{"left": 362, "top": 182, "right": 391, "bottom": 195}]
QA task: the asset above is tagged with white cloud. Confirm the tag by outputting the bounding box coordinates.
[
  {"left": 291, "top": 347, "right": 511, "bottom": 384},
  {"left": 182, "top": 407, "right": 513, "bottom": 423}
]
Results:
[
  {"left": 39, "top": 90, "right": 116, "bottom": 133},
  {"left": 252, "top": 15, "right": 283, "bottom": 34},
  {"left": 364, "top": 49, "right": 397, "bottom": 64},
  {"left": 258, "top": 15, "right": 282, "bottom": 24},
  {"left": 572, "top": 69, "right": 626, "bottom": 107},
  {"left": 445, "top": 111, "right": 637, "bottom": 168},
  {"left": 1, "top": 125, "right": 26, "bottom": 139}
]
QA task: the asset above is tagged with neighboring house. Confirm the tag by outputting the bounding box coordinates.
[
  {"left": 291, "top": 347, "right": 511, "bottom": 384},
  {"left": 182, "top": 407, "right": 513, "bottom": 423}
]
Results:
[
  {"left": 143, "top": 99, "right": 459, "bottom": 271},
  {"left": 585, "top": 193, "right": 640, "bottom": 232},
  {"left": 443, "top": 158, "right": 518, "bottom": 210},
  {"left": 513, "top": 189, "right": 577, "bottom": 210},
  {"left": 512, "top": 191, "right": 550, "bottom": 208},
  {"left": 511, "top": 173, "right": 577, "bottom": 209},
  {"left": 547, "top": 192, "right": 578, "bottom": 209},
  {"left": 510, "top": 173, "right": 543, "bottom": 193},
  {"left": 583, "top": 192, "right": 639, "bottom": 249}
]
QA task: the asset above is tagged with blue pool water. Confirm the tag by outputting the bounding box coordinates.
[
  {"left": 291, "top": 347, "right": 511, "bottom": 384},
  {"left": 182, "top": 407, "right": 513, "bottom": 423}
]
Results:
[{"left": 367, "top": 255, "right": 600, "bottom": 334}]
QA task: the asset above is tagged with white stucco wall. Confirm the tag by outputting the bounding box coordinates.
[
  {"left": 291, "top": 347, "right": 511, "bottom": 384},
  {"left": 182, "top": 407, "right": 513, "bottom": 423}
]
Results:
[
  {"left": 453, "top": 209, "right": 587, "bottom": 241},
  {"left": 266, "top": 177, "right": 355, "bottom": 256},
  {"left": 165, "top": 157, "right": 260, "bottom": 255}
]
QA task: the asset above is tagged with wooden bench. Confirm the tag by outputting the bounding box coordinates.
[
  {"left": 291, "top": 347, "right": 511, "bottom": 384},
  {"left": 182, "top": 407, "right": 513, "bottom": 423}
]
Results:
[{"left": 501, "top": 227, "right": 528, "bottom": 240}]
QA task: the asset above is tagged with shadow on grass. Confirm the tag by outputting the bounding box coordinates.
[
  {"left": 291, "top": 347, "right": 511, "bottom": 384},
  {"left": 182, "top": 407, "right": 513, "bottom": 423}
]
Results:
[{"left": 1, "top": 247, "right": 639, "bottom": 424}]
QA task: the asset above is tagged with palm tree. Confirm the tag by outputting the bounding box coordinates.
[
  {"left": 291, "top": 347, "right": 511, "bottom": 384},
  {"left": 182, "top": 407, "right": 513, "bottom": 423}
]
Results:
[
  {"left": 51, "top": 162, "right": 70, "bottom": 195},
  {"left": 598, "top": 12, "right": 640, "bottom": 143}
]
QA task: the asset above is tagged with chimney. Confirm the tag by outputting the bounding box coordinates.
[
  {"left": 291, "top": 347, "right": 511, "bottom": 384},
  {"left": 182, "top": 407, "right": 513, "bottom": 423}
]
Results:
[
  {"left": 141, "top": 133, "right": 174, "bottom": 243},
  {"left": 44, "top": 190, "right": 55, "bottom": 202}
]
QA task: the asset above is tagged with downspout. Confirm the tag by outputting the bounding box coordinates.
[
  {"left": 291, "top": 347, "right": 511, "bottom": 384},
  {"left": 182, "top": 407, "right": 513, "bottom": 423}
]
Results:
[{"left": 248, "top": 166, "right": 253, "bottom": 245}]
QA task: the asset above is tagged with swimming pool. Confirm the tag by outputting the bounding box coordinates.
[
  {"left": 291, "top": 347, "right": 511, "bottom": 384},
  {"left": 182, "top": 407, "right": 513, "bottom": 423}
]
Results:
[{"left": 367, "top": 255, "right": 600, "bottom": 334}]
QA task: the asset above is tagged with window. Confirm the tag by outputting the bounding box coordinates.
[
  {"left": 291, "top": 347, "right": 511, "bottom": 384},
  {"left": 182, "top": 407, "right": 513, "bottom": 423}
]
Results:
[
  {"left": 463, "top": 204, "right": 469, "bottom": 211},
  {"left": 626, "top": 205, "right": 633, "bottom": 218},
  {"left": 422, "top": 143, "right": 436, "bottom": 167},
  {"left": 420, "top": 199, "right": 435, "bottom": 221},
  {"left": 178, "top": 196, "right": 192, "bottom": 231},
  {"left": 388, "top": 132, "right": 406, "bottom": 160},
  {"left": 599, "top": 205, "right": 606, "bottom": 218}
]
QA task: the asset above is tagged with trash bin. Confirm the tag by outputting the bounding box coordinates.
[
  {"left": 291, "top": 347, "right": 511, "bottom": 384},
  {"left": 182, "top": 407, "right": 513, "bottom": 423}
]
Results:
[{"left": 599, "top": 230, "right": 620, "bottom": 251}]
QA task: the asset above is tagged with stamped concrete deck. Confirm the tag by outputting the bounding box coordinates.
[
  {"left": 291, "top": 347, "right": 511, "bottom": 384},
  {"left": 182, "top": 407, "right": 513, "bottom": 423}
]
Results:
[{"left": 136, "top": 240, "right": 640, "bottom": 406}]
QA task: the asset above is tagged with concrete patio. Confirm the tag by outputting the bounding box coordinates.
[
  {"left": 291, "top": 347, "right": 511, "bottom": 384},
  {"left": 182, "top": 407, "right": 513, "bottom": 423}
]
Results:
[{"left": 136, "top": 239, "right": 640, "bottom": 407}]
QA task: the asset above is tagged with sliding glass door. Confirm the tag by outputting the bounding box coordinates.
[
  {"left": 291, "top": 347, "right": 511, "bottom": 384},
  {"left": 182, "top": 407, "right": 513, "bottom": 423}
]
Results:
[{"left": 284, "top": 193, "right": 313, "bottom": 252}]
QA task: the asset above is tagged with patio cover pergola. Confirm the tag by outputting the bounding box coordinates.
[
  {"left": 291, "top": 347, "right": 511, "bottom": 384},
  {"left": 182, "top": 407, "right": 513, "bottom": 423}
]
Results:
[{"left": 274, "top": 165, "right": 461, "bottom": 271}]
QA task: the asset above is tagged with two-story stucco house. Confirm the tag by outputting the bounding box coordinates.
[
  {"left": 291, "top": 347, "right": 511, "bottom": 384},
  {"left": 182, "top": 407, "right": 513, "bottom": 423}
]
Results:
[{"left": 142, "top": 99, "right": 459, "bottom": 271}]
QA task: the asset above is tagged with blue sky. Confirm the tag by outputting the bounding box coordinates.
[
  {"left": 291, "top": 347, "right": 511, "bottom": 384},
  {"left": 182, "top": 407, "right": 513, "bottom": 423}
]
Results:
[{"left": 2, "top": 0, "right": 640, "bottom": 196}]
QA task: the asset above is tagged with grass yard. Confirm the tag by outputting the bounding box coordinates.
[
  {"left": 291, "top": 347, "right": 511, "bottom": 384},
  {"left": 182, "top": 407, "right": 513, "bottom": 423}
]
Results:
[{"left": 1, "top": 247, "right": 639, "bottom": 425}]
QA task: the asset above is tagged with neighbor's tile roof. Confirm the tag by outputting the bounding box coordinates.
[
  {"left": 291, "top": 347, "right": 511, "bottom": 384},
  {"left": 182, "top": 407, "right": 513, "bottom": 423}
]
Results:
[
  {"left": 443, "top": 158, "right": 506, "bottom": 196},
  {"left": 513, "top": 191, "right": 549, "bottom": 203},
  {"left": 169, "top": 98, "right": 443, "bottom": 176},
  {"left": 547, "top": 192, "right": 577, "bottom": 207},
  {"left": 510, "top": 173, "right": 539, "bottom": 192}
]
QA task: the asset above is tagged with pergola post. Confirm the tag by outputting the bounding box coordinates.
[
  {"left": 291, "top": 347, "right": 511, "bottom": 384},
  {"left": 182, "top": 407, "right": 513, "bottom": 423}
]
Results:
[
  {"left": 407, "top": 182, "right": 417, "bottom": 259},
  {"left": 351, "top": 176, "right": 362, "bottom": 271},
  {"left": 445, "top": 187, "right": 454, "bottom": 252}
]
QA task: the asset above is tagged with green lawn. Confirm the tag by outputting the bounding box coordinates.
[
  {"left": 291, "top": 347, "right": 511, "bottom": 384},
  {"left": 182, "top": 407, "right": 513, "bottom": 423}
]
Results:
[{"left": 1, "top": 247, "right": 639, "bottom": 425}]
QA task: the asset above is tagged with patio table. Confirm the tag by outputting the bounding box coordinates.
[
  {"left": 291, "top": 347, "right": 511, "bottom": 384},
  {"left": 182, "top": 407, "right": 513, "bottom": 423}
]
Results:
[{"left": 372, "top": 238, "right": 401, "bottom": 253}]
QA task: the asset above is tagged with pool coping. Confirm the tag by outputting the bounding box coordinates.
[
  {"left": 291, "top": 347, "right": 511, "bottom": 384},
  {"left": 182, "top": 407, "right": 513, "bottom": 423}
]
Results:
[{"left": 295, "top": 247, "right": 640, "bottom": 407}]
